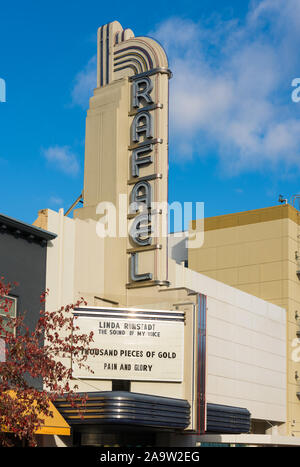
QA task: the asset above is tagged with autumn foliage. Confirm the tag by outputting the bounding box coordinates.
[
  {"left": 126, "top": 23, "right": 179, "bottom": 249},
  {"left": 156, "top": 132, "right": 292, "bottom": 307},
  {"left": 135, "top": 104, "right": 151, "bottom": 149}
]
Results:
[{"left": 0, "top": 278, "right": 94, "bottom": 446}]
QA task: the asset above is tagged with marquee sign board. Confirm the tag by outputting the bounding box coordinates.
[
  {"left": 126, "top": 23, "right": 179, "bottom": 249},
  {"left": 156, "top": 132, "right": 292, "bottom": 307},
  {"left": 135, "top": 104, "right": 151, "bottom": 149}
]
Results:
[{"left": 72, "top": 307, "right": 185, "bottom": 382}]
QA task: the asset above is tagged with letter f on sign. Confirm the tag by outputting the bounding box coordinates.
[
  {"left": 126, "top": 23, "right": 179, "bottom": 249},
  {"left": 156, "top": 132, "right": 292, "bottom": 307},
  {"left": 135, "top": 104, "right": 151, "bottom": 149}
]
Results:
[{"left": 0, "top": 78, "right": 6, "bottom": 102}]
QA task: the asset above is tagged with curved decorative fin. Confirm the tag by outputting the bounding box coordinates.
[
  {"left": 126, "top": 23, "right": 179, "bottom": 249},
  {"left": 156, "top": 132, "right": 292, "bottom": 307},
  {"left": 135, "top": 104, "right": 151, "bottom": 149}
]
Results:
[{"left": 97, "top": 21, "right": 169, "bottom": 87}]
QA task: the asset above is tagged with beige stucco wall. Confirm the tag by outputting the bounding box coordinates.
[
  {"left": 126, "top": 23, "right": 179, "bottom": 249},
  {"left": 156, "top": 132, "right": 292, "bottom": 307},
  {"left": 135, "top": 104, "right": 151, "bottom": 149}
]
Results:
[{"left": 169, "top": 262, "right": 286, "bottom": 424}]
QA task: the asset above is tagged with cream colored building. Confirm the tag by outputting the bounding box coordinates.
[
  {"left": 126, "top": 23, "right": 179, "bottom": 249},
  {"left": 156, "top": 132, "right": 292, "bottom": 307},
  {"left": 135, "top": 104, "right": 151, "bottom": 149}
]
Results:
[
  {"left": 35, "top": 207, "right": 288, "bottom": 446},
  {"left": 33, "top": 21, "right": 295, "bottom": 446},
  {"left": 188, "top": 203, "right": 300, "bottom": 438}
]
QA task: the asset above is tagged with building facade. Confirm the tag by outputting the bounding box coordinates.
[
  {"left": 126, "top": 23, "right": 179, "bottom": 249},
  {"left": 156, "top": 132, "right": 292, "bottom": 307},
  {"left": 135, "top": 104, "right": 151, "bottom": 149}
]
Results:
[
  {"left": 188, "top": 203, "right": 300, "bottom": 439},
  {"left": 0, "top": 213, "right": 56, "bottom": 340},
  {"left": 0, "top": 213, "right": 72, "bottom": 442},
  {"left": 31, "top": 21, "right": 296, "bottom": 446}
]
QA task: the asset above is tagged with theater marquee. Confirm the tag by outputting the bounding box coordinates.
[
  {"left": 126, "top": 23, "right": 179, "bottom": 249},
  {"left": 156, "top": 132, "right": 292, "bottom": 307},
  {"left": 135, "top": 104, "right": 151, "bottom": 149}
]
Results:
[{"left": 72, "top": 307, "right": 185, "bottom": 382}]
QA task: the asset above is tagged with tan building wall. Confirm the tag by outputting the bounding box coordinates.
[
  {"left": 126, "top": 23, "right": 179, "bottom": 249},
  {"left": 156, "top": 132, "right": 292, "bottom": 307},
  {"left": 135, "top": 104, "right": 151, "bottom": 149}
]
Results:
[{"left": 188, "top": 203, "right": 300, "bottom": 436}]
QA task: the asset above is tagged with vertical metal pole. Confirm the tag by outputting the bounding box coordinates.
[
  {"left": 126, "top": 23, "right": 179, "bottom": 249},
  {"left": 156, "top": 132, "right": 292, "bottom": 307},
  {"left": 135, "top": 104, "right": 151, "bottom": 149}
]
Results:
[{"left": 197, "top": 293, "right": 207, "bottom": 434}]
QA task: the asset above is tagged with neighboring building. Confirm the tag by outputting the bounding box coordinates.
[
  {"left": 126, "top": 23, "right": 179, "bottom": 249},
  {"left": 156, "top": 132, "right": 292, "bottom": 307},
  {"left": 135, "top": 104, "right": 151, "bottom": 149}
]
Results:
[
  {"left": 0, "top": 213, "right": 70, "bottom": 442},
  {"left": 188, "top": 203, "right": 300, "bottom": 438},
  {"left": 31, "top": 20, "right": 295, "bottom": 447},
  {"left": 0, "top": 213, "right": 56, "bottom": 337}
]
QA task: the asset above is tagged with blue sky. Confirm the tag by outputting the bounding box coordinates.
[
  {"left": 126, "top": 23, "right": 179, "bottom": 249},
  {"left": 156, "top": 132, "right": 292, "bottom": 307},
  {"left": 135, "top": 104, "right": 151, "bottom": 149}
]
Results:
[{"left": 1, "top": 0, "right": 300, "bottom": 228}]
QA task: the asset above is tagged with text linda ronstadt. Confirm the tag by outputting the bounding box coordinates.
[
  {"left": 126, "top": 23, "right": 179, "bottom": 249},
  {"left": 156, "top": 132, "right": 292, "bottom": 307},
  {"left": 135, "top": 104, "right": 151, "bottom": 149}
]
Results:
[{"left": 97, "top": 320, "right": 160, "bottom": 337}]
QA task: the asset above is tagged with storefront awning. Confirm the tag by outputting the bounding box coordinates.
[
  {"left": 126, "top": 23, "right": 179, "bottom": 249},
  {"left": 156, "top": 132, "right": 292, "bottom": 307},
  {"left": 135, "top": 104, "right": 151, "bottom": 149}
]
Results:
[
  {"left": 1, "top": 391, "right": 70, "bottom": 437},
  {"left": 55, "top": 390, "right": 190, "bottom": 430},
  {"left": 34, "top": 400, "right": 70, "bottom": 436}
]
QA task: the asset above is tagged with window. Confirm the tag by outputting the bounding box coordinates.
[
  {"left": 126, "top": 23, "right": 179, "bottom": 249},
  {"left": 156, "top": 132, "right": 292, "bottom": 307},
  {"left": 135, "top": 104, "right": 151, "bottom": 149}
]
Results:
[
  {"left": 112, "top": 380, "right": 131, "bottom": 392},
  {"left": 0, "top": 296, "right": 17, "bottom": 336}
]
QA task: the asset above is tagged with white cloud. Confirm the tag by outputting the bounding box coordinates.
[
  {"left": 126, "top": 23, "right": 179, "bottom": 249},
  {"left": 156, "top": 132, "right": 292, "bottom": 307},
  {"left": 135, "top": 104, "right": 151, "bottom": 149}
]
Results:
[
  {"left": 43, "top": 145, "right": 80, "bottom": 176},
  {"left": 69, "top": 1, "right": 300, "bottom": 176},
  {"left": 49, "top": 196, "right": 63, "bottom": 206},
  {"left": 151, "top": 0, "right": 300, "bottom": 175},
  {"left": 71, "top": 55, "right": 97, "bottom": 108}
]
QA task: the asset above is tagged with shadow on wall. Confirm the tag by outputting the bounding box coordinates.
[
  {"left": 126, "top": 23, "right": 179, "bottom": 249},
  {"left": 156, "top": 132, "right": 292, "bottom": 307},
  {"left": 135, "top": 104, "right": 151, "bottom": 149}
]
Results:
[{"left": 168, "top": 234, "right": 188, "bottom": 266}]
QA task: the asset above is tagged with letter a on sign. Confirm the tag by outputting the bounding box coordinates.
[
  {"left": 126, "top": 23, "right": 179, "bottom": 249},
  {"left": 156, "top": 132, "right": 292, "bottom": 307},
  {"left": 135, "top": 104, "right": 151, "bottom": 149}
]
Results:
[{"left": 131, "top": 112, "right": 153, "bottom": 142}]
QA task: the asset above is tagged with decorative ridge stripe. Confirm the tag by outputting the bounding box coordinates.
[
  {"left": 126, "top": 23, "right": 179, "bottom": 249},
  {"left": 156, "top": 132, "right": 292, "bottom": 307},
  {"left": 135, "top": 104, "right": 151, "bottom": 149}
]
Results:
[
  {"left": 114, "top": 46, "right": 153, "bottom": 70},
  {"left": 113, "top": 52, "right": 149, "bottom": 71},
  {"left": 55, "top": 403, "right": 189, "bottom": 413},
  {"left": 129, "top": 67, "right": 172, "bottom": 80},
  {"left": 73, "top": 313, "right": 184, "bottom": 322},
  {"left": 73, "top": 308, "right": 184, "bottom": 316},
  {"left": 106, "top": 23, "right": 110, "bottom": 85},
  {"left": 56, "top": 391, "right": 190, "bottom": 405},
  {"left": 100, "top": 26, "right": 103, "bottom": 87},
  {"left": 114, "top": 64, "right": 139, "bottom": 75},
  {"left": 113, "top": 58, "right": 144, "bottom": 74},
  {"left": 55, "top": 391, "right": 190, "bottom": 429},
  {"left": 97, "top": 22, "right": 169, "bottom": 87}
]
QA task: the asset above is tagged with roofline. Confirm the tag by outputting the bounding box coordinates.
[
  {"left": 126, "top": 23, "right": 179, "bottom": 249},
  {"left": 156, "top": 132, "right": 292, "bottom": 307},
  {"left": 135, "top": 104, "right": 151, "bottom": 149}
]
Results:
[
  {"left": 190, "top": 203, "right": 300, "bottom": 232},
  {"left": 0, "top": 213, "right": 57, "bottom": 243}
]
